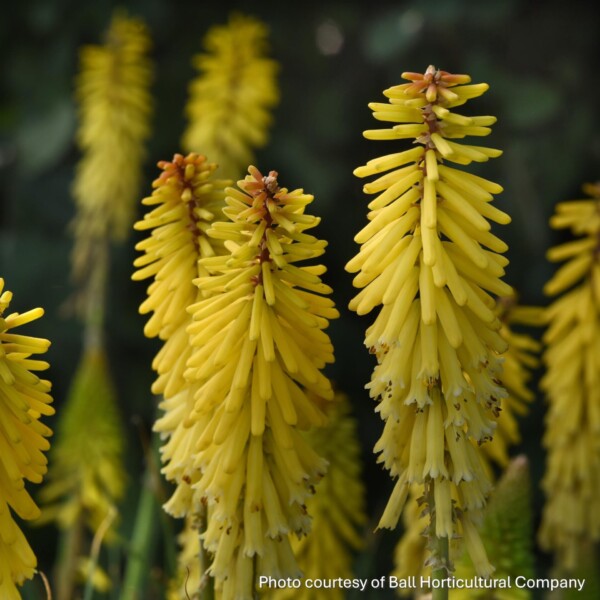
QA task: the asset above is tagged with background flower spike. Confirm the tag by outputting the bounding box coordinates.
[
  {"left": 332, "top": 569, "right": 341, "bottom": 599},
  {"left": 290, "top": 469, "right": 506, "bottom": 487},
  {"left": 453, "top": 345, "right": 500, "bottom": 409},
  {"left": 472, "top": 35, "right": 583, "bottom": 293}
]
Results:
[
  {"left": 539, "top": 181, "right": 600, "bottom": 571},
  {"left": 70, "top": 11, "right": 153, "bottom": 311},
  {"left": 182, "top": 13, "right": 279, "bottom": 180}
]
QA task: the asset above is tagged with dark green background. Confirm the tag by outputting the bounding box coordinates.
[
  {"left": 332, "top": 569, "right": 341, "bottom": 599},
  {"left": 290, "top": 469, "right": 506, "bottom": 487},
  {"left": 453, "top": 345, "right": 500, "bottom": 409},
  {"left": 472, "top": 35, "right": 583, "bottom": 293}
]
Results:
[{"left": 2, "top": 0, "right": 599, "bottom": 597}]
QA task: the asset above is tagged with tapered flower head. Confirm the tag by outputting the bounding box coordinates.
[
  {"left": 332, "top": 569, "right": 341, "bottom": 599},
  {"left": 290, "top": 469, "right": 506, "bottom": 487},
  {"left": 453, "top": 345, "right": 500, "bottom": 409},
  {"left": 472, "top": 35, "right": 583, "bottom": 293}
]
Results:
[
  {"left": 39, "top": 345, "right": 124, "bottom": 535},
  {"left": 176, "top": 166, "right": 338, "bottom": 598},
  {"left": 133, "top": 154, "right": 230, "bottom": 517},
  {"left": 539, "top": 182, "right": 600, "bottom": 569},
  {"left": 182, "top": 14, "right": 279, "bottom": 179},
  {"left": 0, "top": 279, "right": 53, "bottom": 598},
  {"left": 348, "top": 65, "right": 511, "bottom": 576},
  {"left": 71, "top": 11, "right": 153, "bottom": 284}
]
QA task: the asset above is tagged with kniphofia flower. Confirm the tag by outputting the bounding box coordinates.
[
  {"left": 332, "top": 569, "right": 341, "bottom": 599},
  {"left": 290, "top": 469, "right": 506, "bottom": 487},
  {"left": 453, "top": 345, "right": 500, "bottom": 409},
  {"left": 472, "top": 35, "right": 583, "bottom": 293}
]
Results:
[
  {"left": 273, "top": 392, "right": 366, "bottom": 600},
  {"left": 182, "top": 14, "right": 279, "bottom": 179},
  {"left": 71, "top": 11, "right": 152, "bottom": 287},
  {"left": 132, "top": 154, "right": 229, "bottom": 517},
  {"left": 539, "top": 182, "right": 600, "bottom": 569},
  {"left": 0, "top": 279, "right": 53, "bottom": 599},
  {"left": 183, "top": 166, "right": 338, "bottom": 598},
  {"left": 39, "top": 345, "right": 124, "bottom": 534},
  {"left": 347, "top": 66, "right": 512, "bottom": 575}
]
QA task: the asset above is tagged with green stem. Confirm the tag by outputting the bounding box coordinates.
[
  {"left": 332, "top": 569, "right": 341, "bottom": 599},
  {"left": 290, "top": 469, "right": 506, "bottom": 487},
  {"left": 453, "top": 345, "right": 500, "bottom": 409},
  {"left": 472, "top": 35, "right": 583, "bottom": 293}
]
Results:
[
  {"left": 83, "top": 238, "right": 109, "bottom": 350},
  {"left": 431, "top": 534, "right": 449, "bottom": 600},
  {"left": 429, "top": 480, "right": 449, "bottom": 600},
  {"left": 144, "top": 411, "right": 177, "bottom": 579},
  {"left": 55, "top": 510, "right": 84, "bottom": 600},
  {"left": 82, "top": 507, "right": 116, "bottom": 600},
  {"left": 253, "top": 554, "right": 259, "bottom": 600},
  {"left": 120, "top": 457, "right": 161, "bottom": 600}
]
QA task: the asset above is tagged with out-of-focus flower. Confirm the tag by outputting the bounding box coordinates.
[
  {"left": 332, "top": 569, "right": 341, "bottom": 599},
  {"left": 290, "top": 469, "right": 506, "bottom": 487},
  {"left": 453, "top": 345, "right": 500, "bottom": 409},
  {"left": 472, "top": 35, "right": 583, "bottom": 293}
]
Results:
[
  {"left": 348, "top": 65, "right": 511, "bottom": 577},
  {"left": 75, "top": 557, "right": 112, "bottom": 593},
  {"left": 39, "top": 345, "right": 124, "bottom": 536},
  {"left": 539, "top": 182, "right": 600, "bottom": 570},
  {"left": 274, "top": 392, "right": 366, "bottom": 600},
  {"left": 181, "top": 166, "right": 337, "bottom": 599},
  {"left": 0, "top": 278, "right": 53, "bottom": 598},
  {"left": 182, "top": 14, "right": 279, "bottom": 179},
  {"left": 71, "top": 11, "right": 152, "bottom": 286}
]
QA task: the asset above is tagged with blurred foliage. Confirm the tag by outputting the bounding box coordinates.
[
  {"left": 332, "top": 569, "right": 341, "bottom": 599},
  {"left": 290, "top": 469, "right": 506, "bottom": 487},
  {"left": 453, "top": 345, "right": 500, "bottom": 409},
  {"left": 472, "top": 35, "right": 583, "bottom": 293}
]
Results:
[{"left": 1, "top": 0, "right": 599, "bottom": 597}]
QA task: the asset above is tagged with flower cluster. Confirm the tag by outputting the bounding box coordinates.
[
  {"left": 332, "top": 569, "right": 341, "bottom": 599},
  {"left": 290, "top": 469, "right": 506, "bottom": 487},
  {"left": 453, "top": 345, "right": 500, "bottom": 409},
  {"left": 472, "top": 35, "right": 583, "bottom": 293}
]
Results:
[
  {"left": 132, "top": 153, "right": 229, "bottom": 516},
  {"left": 71, "top": 11, "right": 152, "bottom": 284},
  {"left": 134, "top": 159, "right": 337, "bottom": 598},
  {"left": 184, "top": 166, "right": 338, "bottom": 598},
  {"left": 539, "top": 182, "right": 600, "bottom": 569},
  {"left": 0, "top": 279, "right": 53, "bottom": 599},
  {"left": 182, "top": 14, "right": 279, "bottom": 179},
  {"left": 347, "top": 66, "right": 512, "bottom": 574},
  {"left": 39, "top": 346, "right": 124, "bottom": 534}
]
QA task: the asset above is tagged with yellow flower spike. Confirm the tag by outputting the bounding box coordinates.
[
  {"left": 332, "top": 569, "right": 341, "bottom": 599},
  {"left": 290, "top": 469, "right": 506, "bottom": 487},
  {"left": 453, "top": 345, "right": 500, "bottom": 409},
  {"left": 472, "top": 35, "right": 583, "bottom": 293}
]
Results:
[
  {"left": 182, "top": 166, "right": 337, "bottom": 599},
  {"left": 348, "top": 66, "right": 511, "bottom": 578},
  {"left": 272, "top": 392, "right": 367, "bottom": 600},
  {"left": 39, "top": 345, "right": 124, "bottom": 537},
  {"left": 539, "top": 182, "right": 600, "bottom": 570},
  {"left": 0, "top": 278, "right": 53, "bottom": 599},
  {"left": 133, "top": 153, "right": 230, "bottom": 516},
  {"left": 182, "top": 14, "right": 279, "bottom": 179},
  {"left": 71, "top": 11, "right": 153, "bottom": 286}
]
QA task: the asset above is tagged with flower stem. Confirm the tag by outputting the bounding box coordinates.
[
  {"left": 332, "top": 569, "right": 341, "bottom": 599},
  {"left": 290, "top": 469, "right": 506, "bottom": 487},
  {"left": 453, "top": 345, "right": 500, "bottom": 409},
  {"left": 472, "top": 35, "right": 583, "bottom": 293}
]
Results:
[
  {"left": 121, "top": 435, "right": 162, "bottom": 600},
  {"left": 253, "top": 554, "right": 260, "bottom": 600},
  {"left": 431, "top": 533, "right": 449, "bottom": 600},
  {"left": 82, "top": 507, "right": 117, "bottom": 600},
  {"left": 83, "top": 239, "right": 108, "bottom": 350},
  {"left": 55, "top": 510, "right": 84, "bottom": 600},
  {"left": 429, "top": 479, "right": 449, "bottom": 600}
]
